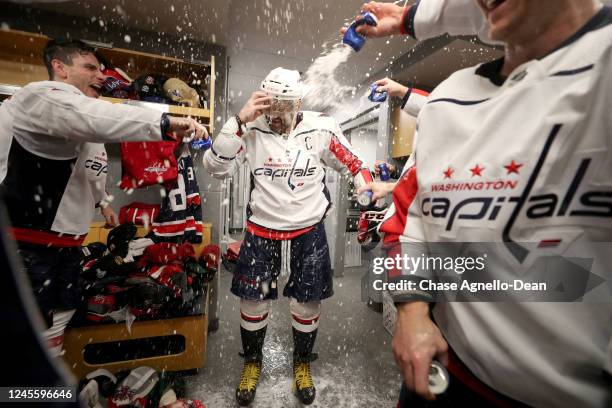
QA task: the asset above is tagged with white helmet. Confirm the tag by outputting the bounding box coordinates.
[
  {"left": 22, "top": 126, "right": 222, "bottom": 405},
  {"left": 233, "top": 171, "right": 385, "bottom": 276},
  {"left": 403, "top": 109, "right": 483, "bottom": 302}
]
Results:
[{"left": 260, "top": 67, "right": 303, "bottom": 100}]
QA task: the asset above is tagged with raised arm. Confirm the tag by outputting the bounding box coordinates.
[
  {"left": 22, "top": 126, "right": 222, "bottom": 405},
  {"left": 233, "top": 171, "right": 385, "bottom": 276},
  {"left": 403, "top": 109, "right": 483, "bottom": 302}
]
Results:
[
  {"left": 319, "top": 121, "right": 373, "bottom": 190},
  {"left": 11, "top": 82, "right": 205, "bottom": 143},
  {"left": 202, "top": 115, "right": 247, "bottom": 179}
]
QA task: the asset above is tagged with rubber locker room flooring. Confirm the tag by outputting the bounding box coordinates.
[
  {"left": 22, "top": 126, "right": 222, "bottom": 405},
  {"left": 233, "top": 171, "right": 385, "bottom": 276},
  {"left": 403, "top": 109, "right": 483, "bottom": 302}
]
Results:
[{"left": 185, "top": 252, "right": 401, "bottom": 407}]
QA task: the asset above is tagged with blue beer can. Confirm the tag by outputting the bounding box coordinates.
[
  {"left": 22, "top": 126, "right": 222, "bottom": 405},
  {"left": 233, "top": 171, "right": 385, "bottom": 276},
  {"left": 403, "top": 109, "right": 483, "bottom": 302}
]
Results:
[
  {"left": 378, "top": 163, "right": 390, "bottom": 181},
  {"left": 342, "top": 12, "right": 378, "bottom": 52},
  {"left": 191, "top": 138, "right": 212, "bottom": 151}
]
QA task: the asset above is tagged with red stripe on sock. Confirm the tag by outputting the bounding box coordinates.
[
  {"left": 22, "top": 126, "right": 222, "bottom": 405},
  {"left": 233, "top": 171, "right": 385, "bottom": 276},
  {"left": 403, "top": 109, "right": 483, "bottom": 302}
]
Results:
[
  {"left": 292, "top": 314, "right": 320, "bottom": 325},
  {"left": 241, "top": 312, "right": 269, "bottom": 323}
]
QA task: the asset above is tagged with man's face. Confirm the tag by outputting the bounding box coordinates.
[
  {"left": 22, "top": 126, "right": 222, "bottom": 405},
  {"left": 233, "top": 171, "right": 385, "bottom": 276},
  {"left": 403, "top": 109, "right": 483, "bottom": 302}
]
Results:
[
  {"left": 266, "top": 98, "right": 301, "bottom": 135},
  {"left": 476, "top": 0, "right": 560, "bottom": 44},
  {"left": 52, "top": 52, "right": 105, "bottom": 98}
]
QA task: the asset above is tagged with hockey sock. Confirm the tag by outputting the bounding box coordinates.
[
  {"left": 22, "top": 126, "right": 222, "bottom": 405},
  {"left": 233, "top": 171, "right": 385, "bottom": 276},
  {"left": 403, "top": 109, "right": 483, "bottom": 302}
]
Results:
[
  {"left": 240, "top": 299, "right": 270, "bottom": 361},
  {"left": 290, "top": 299, "right": 320, "bottom": 359},
  {"left": 292, "top": 327, "right": 318, "bottom": 360}
]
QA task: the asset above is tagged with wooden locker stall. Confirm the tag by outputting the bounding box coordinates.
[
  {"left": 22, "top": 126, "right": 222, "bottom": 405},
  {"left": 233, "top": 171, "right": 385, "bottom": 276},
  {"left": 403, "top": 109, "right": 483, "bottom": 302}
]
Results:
[
  {"left": 0, "top": 28, "right": 217, "bottom": 377},
  {"left": 390, "top": 106, "right": 417, "bottom": 159}
]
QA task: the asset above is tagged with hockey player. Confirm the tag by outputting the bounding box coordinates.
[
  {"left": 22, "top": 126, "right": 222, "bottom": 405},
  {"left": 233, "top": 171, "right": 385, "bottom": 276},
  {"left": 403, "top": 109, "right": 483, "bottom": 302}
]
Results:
[
  {"left": 0, "top": 39, "right": 207, "bottom": 356},
  {"left": 203, "top": 67, "right": 373, "bottom": 405},
  {"left": 350, "top": 0, "right": 612, "bottom": 406}
]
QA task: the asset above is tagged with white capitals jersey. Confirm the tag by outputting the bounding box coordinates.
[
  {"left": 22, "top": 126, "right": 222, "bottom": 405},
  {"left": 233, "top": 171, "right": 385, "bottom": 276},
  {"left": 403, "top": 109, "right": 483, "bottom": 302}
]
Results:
[
  {"left": 382, "top": 7, "right": 612, "bottom": 407},
  {"left": 406, "top": 0, "right": 612, "bottom": 45},
  {"left": 203, "top": 112, "right": 370, "bottom": 231}
]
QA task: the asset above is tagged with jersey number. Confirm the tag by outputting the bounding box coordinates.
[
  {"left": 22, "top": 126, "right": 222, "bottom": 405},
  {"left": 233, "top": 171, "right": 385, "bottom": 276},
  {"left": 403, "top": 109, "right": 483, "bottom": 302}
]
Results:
[{"left": 168, "top": 175, "right": 187, "bottom": 211}]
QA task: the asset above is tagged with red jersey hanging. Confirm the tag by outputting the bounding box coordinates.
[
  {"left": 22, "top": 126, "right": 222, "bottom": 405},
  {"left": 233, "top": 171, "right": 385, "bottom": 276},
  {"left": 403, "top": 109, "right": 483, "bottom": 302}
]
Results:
[{"left": 119, "top": 141, "right": 179, "bottom": 190}]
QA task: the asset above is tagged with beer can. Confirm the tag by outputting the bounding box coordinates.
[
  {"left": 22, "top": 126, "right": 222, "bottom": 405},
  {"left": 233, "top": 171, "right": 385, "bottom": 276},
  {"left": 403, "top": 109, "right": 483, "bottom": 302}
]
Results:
[
  {"left": 378, "top": 163, "right": 390, "bottom": 181},
  {"left": 342, "top": 12, "right": 378, "bottom": 52},
  {"left": 428, "top": 361, "right": 449, "bottom": 395},
  {"left": 191, "top": 138, "right": 212, "bottom": 151},
  {"left": 357, "top": 190, "right": 373, "bottom": 207},
  {"left": 368, "top": 83, "right": 388, "bottom": 103}
]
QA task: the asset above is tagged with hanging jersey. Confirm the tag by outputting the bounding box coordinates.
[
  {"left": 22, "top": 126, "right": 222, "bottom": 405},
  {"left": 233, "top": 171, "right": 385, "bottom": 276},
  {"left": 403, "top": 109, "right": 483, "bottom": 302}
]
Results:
[
  {"left": 119, "top": 141, "right": 179, "bottom": 190},
  {"left": 152, "top": 144, "right": 203, "bottom": 243}
]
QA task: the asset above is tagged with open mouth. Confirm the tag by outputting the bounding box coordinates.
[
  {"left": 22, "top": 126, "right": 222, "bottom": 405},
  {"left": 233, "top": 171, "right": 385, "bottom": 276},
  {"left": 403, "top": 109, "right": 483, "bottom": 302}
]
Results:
[
  {"left": 90, "top": 83, "right": 102, "bottom": 96},
  {"left": 483, "top": 0, "right": 506, "bottom": 11}
]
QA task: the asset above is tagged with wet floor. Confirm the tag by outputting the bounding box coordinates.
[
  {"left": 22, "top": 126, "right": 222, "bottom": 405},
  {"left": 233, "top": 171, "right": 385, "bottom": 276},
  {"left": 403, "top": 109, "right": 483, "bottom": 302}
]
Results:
[{"left": 185, "top": 252, "right": 402, "bottom": 407}]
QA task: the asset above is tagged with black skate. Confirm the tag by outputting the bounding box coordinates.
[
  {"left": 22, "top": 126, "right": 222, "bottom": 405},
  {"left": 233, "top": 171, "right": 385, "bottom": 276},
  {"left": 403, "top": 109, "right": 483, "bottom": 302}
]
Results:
[
  {"left": 293, "top": 356, "right": 316, "bottom": 405},
  {"left": 236, "top": 357, "right": 262, "bottom": 406}
]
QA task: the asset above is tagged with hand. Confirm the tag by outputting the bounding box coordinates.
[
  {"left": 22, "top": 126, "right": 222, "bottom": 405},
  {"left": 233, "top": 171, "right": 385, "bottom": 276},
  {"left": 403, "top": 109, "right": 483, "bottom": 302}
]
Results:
[
  {"left": 373, "top": 78, "right": 409, "bottom": 99},
  {"left": 168, "top": 116, "right": 208, "bottom": 142},
  {"left": 238, "top": 91, "right": 271, "bottom": 124},
  {"left": 357, "top": 181, "right": 396, "bottom": 201},
  {"left": 340, "top": 1, "right": 407, "bottom": 38},
  {"left": 374, "top": 160, "right": 397, "bottom": 175},
  {"left": 392, "top": 301, "right": 448, "bottom": 401},
  {"left": 100, "top": 205, "right": 119, "bottom": 228}
]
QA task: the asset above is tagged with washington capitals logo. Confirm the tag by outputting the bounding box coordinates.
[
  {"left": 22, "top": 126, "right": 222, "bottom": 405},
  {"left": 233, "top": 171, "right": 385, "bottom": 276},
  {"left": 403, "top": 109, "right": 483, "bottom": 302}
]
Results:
[
  {"left": 423, "top": 124, "right": 612, "bottom": 263},
  {"left": 144, "top": 161, "right": 169, "bottom": 175},
  {"left": 253, "top": 150, "right": 317, "bottom": 190}
]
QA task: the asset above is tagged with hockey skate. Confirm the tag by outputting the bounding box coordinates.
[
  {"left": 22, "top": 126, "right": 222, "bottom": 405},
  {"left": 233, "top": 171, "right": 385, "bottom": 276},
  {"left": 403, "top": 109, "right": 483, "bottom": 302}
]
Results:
[
  {"left": 293, "top": 356, "right": 316, "bottom": 405},
  {"left": 236, "top": 357, "right": 262, "bottom": 406}
]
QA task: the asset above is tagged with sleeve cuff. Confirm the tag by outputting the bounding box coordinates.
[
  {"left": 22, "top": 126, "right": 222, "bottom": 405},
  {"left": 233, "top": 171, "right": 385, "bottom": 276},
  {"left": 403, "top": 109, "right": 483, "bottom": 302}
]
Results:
[
  {"left": 388, "top": 275, "right": 435, "bottom": 303},
  {"left": 401, "top": 1, "right": 420, "bottom": 39},
  {"left": 391, "top": 290, "right": 434, "bottom": 303},
  {"left": 400, "top": 87, "right": 413, "bottom": 110},
  {"left": 160, "top": 113, "right": 175, "bottom": 141}
]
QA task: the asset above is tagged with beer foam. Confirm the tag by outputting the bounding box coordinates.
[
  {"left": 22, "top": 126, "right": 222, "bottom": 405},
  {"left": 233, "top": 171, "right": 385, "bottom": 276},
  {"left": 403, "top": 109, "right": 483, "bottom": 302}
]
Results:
[{"left": 302, "top": 43, "right": 356, "bottom": 111}]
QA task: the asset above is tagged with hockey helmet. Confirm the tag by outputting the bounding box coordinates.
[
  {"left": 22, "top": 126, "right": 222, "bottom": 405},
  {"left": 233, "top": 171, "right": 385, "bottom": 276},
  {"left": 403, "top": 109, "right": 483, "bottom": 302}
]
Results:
[
  {"left": 260, "top": 67, "right": 303, "bottom": 101},
  {"left": 261, "top": 68, "right": 303, "bottom": 133}
]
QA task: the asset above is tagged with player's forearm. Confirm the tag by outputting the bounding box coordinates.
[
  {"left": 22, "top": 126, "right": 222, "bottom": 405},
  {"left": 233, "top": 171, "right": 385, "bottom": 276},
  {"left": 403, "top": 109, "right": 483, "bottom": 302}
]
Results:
[
  {"left": 401, "top": 87, "right": 430, "bottom": 117},
  {"left": 18, "top": 86, "right": 166, "bottom": 143},
  {"left": 404, "top": 0, "right": 487, "bottom": 41},
  {"left": 396, "top": 300, "right": 430, "bottom": 319},
  {"left": 202, "top": 148, "right": 239, "bottom": 179},
  {"left": 213, "top": 116, "right": 244, "bottom": 157},
  {"left": 387, "top": 240, "right": 435, "bottom": 303},
  {"left": 202, "top": 117, "right": 244, "bottom": 178}
]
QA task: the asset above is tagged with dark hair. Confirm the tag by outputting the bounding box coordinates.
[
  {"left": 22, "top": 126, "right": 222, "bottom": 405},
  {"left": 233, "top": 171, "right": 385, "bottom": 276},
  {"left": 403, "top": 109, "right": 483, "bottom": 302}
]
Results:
[{"left": 43, "top": 39, "right": 98, "bottom": 79}]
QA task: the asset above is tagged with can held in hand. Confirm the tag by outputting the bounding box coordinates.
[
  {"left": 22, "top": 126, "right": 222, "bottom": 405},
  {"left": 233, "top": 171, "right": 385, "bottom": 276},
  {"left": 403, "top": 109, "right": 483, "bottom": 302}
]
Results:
[
  {"left": 378, "top": 163, "right": 390, "bottom": 181},
  {"left": 428, "top": 361, "right": 450, "bottom": 395},
  {"left": 191, "top": 138, "right": 212, "bottom": 151},
  {"left": 342, "top": 12, "right": 378, "bottom": 52},
  {"left": 357, "top": 190, "right": 373, "bottom": 207},
  {"left": 368, "top": 83, "right": 388, "bottom": 103}
]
